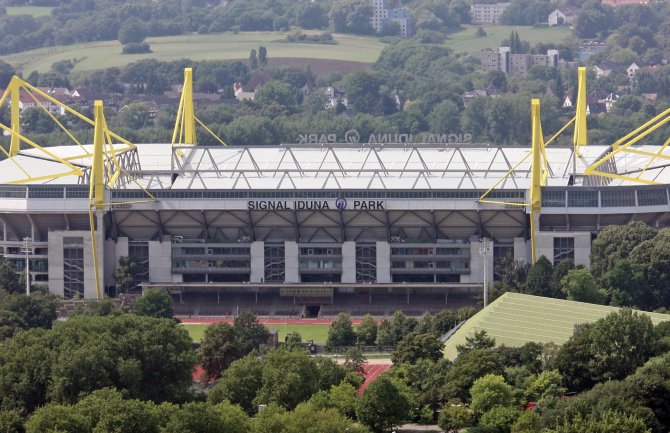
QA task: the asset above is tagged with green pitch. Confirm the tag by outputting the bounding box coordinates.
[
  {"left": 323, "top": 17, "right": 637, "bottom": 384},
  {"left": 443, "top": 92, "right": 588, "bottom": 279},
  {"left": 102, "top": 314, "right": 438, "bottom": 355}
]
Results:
[{"left": 183, "top": 323, "right": 331, "bottom": 344}]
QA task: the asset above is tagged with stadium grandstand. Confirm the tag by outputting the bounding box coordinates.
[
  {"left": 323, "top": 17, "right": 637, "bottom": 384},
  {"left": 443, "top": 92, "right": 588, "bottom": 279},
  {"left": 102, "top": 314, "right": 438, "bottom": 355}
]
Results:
[{"left": 1, "top": 67, "right": 670, "bottom": 318}]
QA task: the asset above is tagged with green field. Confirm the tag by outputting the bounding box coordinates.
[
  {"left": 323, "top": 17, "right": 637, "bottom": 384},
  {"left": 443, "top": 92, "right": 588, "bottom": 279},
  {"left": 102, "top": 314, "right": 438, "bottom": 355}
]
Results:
[
  {"left": 5, "top": 6, "right": 54, "bottom": 17},
  {"left": 4, "top": 32, "right": 385, "bottom": 74},
  {"left": 184, "top": 323, "right": 331, "bottom": 344},
  {"left": 4, "top": 25, "right": 572, "bottom": 75},
  {"left": 445, "top": 25, "right": 572, "bottom": 54}
]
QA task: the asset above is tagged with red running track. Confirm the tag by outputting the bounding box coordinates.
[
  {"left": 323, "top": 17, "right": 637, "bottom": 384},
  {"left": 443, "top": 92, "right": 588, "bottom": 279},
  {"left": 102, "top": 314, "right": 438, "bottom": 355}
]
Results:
[
  {"left": 358, "top": 363, "right": 391, "bottom": 395},
  {"left": 179, "top": 316, "right": 363, "bottom": 325}
]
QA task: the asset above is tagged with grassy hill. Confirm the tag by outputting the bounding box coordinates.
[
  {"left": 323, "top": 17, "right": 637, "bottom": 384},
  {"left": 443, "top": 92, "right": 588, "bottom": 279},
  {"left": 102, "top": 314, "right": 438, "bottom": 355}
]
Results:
[
  {"left": 4, "top": 25, "right": 572, "bottom": 75},
  {"left": 443, "top": 292, "right": 670, "bottom": 359}
]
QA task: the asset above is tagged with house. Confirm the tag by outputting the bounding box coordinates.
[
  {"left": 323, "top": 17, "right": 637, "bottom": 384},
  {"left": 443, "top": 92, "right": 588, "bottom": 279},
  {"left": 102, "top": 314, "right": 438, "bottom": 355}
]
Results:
[
  {"left": 548, "top": 8, "right": 578, "bottom": 26},
  {"left": 320, "top": 85, "right": 348, "bottom": 109},
  {"left": 462, "top": 89, "right": 488, "bottom": 107},
  {"left": 371, "top": 0, "right": 413, "bottom": 37},
  {"left": 592, "top": 62, "right": 619, "bottom": 78},
  {"left": 627, "top": 63, "right": 640, "bottom": 81},
  {"left": 599, "top": 92, "right": 619, "bottom": 113},
  {"left": 641, "top": 93, "right": 658, "bottom": 102},
  {"left": 563, "top": 95, "right": 572, "bottom": 108},
  {"left": 233, "top": 83, "right": 255, "bottom": 102}
]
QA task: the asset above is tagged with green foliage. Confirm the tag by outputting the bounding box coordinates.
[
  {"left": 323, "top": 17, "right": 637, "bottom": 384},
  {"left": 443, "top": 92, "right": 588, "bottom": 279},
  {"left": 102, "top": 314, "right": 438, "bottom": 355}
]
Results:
[
  {"left": 526, "top": 256, "right": 554, "bottom": 297},
  {"left": 590, "top": 221, "right": 657, "bottom": 280},
  {"left": 545, "top": 410, "right": 651, "bottom": 433},
  {"left": 24, "top": 404, "right": 89, "bottom": 433},
  {"left": 357, "top": 375, "right": 410, "bottom": 433},
  {"left": 0, "top": 256, "right": 21, "bottom": 294},
  {"left": 478, "top": 406, "right": 520, "bottom": 433},
  {"left": 258, "top": 46, "right": 268, "bottom": 67},
  {"left": 0, "top": 410, "right": 24, "bottom": 433},
  {"left": 343, "top": 347, "right": 367, "bottom": 375},
  {"left": 392, "top": 332, "right": 444, "bottom": 365},
  {"left": 470, "top": 374, "right": 514, "bottom": 415},
  {"left": 209, "top": 354, "right": 262, "bottom": 415},
  {"left": 326, "top": 312, "right": 356, "bottom": 348},
  {"left": 344, "top": 70, "right": 383, "bottom": 114},
  {"left": 133, "top": 288, "right": 173, "bottom": 319},
  {"left": 0, "top": 315, "right": 195, "bottom": 414},
  {"left": 560, "top": 268, "right": 606, "bottom": 304},
  {"left": 438, "top": 403, "right": 473, "bottom": 433},
  {"left": 443, "top": 349, "right": 503, "bottom": 402},
  {"left": 255, "top": 348, "right": 320, "bottom": 410},
  {"left": 629, "top": 229, "right": 670, "bottom": 308},
  {"left": 233, "top": 310, "right": 270, "bottom": 354},
  {"left": 328, "top": 0, "right": 373, "bottom": 34},
  {"left": 357, "top": 314, "right": 378, "bottom": 345},
  {"left": 200, "top": 323, "right": 244, "bottom": 379},
  {"left": 0, "top": 291, "right": 58, "bottom": 330},
  {"left": 162, "top": 401, "right": 250, "bottom": 433},
  {"left": 117, "top": 17, "right": 147, "bottom": 44},
  {"left": 375, "top": 311, "right": 418, "bottom": 346},
  {"left": 457, "top": 330, "right": 495, "bottom": 355},
  {"left": 255, "top": 402, "right": 371, "bottom": 433}
]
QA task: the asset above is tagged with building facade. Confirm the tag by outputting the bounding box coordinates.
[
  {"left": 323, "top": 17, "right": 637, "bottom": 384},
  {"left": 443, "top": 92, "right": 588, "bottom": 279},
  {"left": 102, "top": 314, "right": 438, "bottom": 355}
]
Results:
[
  {"left": 371, "top": 0, "right": 412, "bottom": 38},
  {"left": 470, "top": 3, "right": 510, "bottom": 24}
]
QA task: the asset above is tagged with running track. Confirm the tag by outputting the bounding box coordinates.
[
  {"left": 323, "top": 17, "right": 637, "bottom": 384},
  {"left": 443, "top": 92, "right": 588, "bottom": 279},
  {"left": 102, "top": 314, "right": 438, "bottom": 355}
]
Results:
[{"left": 179, "top": 316, "right": 364, "bottom": 325}]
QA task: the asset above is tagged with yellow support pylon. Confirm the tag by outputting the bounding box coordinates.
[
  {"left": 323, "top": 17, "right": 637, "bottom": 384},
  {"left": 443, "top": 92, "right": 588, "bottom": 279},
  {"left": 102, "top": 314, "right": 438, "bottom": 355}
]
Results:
[
  {"left": 530, "top": 99, "right": 544, "bottom": 264},
  {"left": 9, "top": 80, "right": 20, "bottom": 156},
  {"left": 573, "top": 67, "right": 587, "bottom": 157}
]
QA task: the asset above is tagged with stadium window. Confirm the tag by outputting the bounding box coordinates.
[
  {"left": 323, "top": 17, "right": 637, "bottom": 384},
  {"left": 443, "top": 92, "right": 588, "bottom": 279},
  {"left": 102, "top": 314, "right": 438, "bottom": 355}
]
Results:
[
  {"left": 638, "top": 188, "right": 668, "bottom": 206},
  {"left": 567, "top": 190, "right": 598, "bottom": 207},
  {"left": 553, "top": 237, "right": 574, "bottom": 265},
  {"left": 601, "top": 190, "right": 635, "bottom": 207}
]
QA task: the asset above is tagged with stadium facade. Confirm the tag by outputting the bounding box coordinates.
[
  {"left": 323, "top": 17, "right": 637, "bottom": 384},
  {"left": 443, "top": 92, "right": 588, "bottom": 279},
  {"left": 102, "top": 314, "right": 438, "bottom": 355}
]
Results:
[{"left": 1, "top": 69, "right": 670, "bottom": 311}]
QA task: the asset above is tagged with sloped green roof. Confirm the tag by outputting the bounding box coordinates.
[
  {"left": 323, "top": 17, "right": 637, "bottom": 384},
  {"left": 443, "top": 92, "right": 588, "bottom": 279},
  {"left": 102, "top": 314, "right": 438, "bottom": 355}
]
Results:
[{"left": 443, "top": 292, "right": 670, "bottom": 359}]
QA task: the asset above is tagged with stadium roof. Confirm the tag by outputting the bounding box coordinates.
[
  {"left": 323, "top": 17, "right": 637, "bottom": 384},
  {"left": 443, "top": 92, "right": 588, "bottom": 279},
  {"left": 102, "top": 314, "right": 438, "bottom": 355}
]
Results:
[
  {"left": 4, "top": 143, "right": 670, "bottom": 189},
  {"left": 442, "top": 292, "right": 670, "bottom": 359}
]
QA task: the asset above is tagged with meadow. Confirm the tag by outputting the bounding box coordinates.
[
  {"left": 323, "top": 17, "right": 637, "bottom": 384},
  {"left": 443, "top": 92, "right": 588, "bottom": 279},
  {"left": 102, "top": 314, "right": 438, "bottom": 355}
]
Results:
[
  {"left": 4, "top": 25, "right": 573, "bottom": 75},
  {"left": 183, "top": 323, "right": 331, "bottom": 344}
]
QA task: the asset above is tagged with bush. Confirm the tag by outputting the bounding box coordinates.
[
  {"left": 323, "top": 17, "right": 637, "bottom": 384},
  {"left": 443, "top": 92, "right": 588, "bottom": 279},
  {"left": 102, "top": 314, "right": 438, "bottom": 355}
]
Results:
[{"left": 122, "top": 43, "right": 152, "bottom": 54}]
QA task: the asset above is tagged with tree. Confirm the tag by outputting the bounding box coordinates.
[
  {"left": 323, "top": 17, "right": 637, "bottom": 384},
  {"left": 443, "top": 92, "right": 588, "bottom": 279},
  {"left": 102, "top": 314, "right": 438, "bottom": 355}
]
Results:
[
  {"left": 118, "top": 17, "right": 147, "bottom": 44},
  {"left": 602, "top": 259, "right": 647, "bottom": 307},
  {"left": 550, "top": 259, "right": 574, "bottom": 299},
  {"left": 554, "top": 324, "right": 596, "bottom": 392},
  {"left": 357, "top": 375, "right": 410, "bottom": 433},
  {"left": 296, "top": 2, "right": 328, "bottom": 29},
  {"left": 344, "top": 70, "right": 382, "bottom": 114},
  {"left": 117, "top": 104, "right": 150, "bottom": 130},
  {"left": 162, "top": 402, "right": 250, "bottom": 433},
  {"left": 545, "top": 410, "right": 651, "bottom": 433},
  {"left": 392, "top": 332, "right": 444, "bottom": 365},
  {"left": 470, "top": 374, "right": 514, "bottom": 415},
  {"left": 438, "top": 404, "right": 473, "bottom": 433},
  {"left": 456, "top": 330, "right": 495, "bottom": 355},
  {"left": 328, "top": 382, "right": 358, "bottom": 418},
  {"left": 590, "top": 221, "right": 657, "bottom": 280},
  {"left": 560, "top": 268, "right": 606, "bottom": 304},
  {"left": 442, "top": 349, "right": 503, "bottom": 402},
  {"left": 258, "top": 46, "right": 268, "bottom": 67},
  {"left": 327, "top": 312, "right": 356, "bottom": 348},
  {"left": 74, "top": 388, "right": 160, "bottom": 433},
  {"left": 25, "top": 404, "right": 89, "bottom": 433},
  {"left": 255, "top": 348, "right": 320, "bottom": 410},
  {"left": 254, "top": 80, "right": 299, "bottom": 111},
  {"left": 209, "top": 354, "right": 263, "bottom": 415},
  {"left": 21, "top": 108, "right": 54, "bottom": 134},
  {"left": 376, "top": 311, "right": 418, "bottom": 347},
  {"left": 526, "top": 256, "right": 553, "bottom": 297},
  {"left": 0, "top": 60, "right": 16, "bottom": 89},
  {"left": 0, "top": 257, "right": 20, "bottom": 294},
  {"left": 200, "top": 323, "right": 244, "bottom": 379},
  {"left": 0, "top": 410, "right": 24, "bottom": 433},
  {"left": 478, "top": 406, "right": 520, "bottom": 433},
  {"left": 249, "top": 49, "right": 258, "bottom": 70},
  {"left": 629, "top": 229, "right": 670, "bottom": 308},
  {"left": 0, "top": 292, "right": 58, "bottom": 329},
  {"left": 588, "top": 309, "right": 659, "bottom": 382},
  {"left": 343, "top": 347, "right": 367, "bottom": 375},
  {"left": 328, "top": 0, "right": 373, "bottom": 34},
  {"left": 427, "top": 100, "right": 460, "bottom": 133},
  {"left": 233, "top": 310, "right": 270, "bottom": 354},
  {"left": 357, "top": 314, "right": 378, "bottom": 345},
  {"left": 133, "top": 288, "right": 173, "bottom": 319}
]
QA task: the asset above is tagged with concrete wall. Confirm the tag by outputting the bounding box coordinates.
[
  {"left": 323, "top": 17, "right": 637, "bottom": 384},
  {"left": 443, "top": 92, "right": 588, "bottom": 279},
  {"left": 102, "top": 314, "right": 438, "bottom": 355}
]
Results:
[
  {"left": 536, "top": 231, "right": 591, "bottom": 267},
  {"left": 148, "top": 238, "right": 173, "bottom": 283},
  {"left": 250, "top": 241, "right": 264, "bottom": 283},
  {"left": 375, "top": 241, "right": 391, "bottom": 283},
  {"left": 284, "top": 241, "right": 299, "bottom": 283},
  {"left": 341, "top": 241, "right": 356, "bottom": 283},
  {"left": 461, "top": 237, "right": 494, "bottom": 284}
]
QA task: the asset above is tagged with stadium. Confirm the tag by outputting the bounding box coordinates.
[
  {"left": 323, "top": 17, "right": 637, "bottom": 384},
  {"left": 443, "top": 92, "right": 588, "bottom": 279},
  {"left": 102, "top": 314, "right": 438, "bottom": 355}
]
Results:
[{"left": 1, "top": 68, "right": 670, "bottom": 318}]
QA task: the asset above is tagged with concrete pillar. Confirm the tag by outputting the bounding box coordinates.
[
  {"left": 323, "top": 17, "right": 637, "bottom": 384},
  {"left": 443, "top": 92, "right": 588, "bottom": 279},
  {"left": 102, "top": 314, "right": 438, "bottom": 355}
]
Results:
[
  {"left": 250, "top": 241, "right": 264, "bottom": 283},
  {"left": 103, "top": 239, "right": 116, "bottom": 287},
  {"left": 148, "top": 238, "right": 172, "bottom": 283},
  {"left": 47, "top": 231, "right": 65, "bottom": 298},
  {"left": 461, "top": 237, "right": 494, "bottom": 284},
  {"left": 95, "top": 211, "right": 105, "bottom": 297},
  {"left": 83, "top": 231, "right": 100, "bottom": 299},
  {"left": 375, "top": 241, "right": 391, "bottom": 283},
  {"left": 341, "top": 241, "right": 356, "bottom": 283},
  {"left": 514, "top": 237, "right": 530, "bottom": 264},
  {"left": 284, "top": 241, "right": 299, "bottom": 283},
  {"left": 574, "top": 232, "right": 591, "bottom": 268}
]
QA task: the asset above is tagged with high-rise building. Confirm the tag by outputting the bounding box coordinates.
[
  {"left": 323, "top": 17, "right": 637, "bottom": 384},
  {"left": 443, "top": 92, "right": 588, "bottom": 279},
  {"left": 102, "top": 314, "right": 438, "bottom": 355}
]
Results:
[{"left": 470, "top": 3, "right": 511, "bottom": 24}]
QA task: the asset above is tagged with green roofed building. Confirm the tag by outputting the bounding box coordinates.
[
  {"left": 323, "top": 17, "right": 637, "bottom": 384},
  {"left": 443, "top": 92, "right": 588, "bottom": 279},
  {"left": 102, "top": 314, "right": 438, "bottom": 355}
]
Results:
[{"left": 443, "top": 292, "right": 670, "bottom": 359}]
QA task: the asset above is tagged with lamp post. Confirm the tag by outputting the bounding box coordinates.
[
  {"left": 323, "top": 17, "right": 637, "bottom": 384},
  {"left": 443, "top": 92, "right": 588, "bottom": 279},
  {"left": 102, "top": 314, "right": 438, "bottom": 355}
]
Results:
[
  {"left": 478, "top": 237, "right": 491, "bottom": 308},
  {"left": 21, "top": 237, "right": 33, "bottom": 295}
]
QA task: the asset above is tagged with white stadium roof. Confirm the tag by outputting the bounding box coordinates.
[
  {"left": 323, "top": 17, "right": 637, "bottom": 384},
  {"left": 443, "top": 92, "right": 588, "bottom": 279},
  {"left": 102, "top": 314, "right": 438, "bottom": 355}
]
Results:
[{"left": 2, "top": 143, "right": 670, "bottom": 189}]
